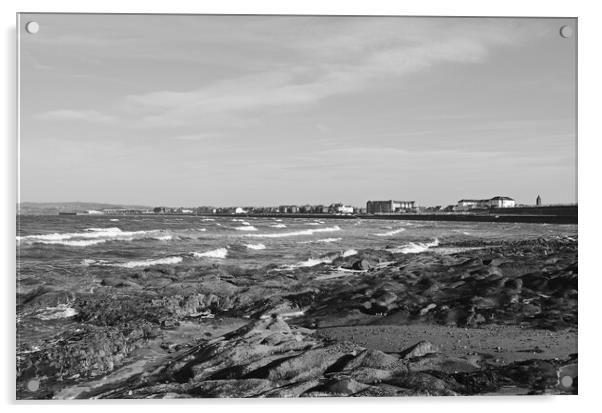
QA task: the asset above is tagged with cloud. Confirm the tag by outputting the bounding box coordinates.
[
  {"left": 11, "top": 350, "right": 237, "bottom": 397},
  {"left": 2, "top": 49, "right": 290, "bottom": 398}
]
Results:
[
  {"left": 170, "top": 133, "right": 222, "bottom": 141},
  {"left": 34, "top": 18, "right": 551, "bottom": 129},
  {"left": 35, "top": 109, "right": 115, "bottom": 123}
]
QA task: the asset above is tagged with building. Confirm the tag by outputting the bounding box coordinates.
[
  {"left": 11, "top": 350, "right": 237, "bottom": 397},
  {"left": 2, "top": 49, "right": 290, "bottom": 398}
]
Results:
[
  {"left": 336, "top": 205, "right": 354, "bottom": 214},
  {"left": 455, "top": 196, "right": 515, "bottom": 211},
  {"left": 489, "top": 196, "right": 515, "bottom": 208},
  {"left": 366, "top": 200, "right": 416, "bottom": 214}
]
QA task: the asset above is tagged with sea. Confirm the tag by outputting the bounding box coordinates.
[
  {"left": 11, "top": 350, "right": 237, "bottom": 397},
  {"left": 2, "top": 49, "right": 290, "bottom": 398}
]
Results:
[{"left": 16, "top": 215, "right": 577, "bottom": 345}]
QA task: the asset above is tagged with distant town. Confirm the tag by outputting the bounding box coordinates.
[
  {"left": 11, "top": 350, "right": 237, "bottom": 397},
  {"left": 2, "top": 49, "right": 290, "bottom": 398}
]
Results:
[{"left": 51, "top": 195, "right": 575, "bottom": 217}]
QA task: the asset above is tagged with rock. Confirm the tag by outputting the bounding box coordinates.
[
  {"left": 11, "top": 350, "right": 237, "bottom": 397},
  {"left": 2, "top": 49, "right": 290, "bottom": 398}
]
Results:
[
  {"left": 374, "top": 291, "right": 397, "bottom": 308},
  {"left": 323, "top": 377, "right": 370, "bottom": 395},
  {"left": 400, "top": 341, "right": 439, "bottom": 359},
  {"left": 419, "top": 303, "right": 437, "bottom": 316},
  {"left": 352, "top": 259, "right": 375, "bottom": 271}
]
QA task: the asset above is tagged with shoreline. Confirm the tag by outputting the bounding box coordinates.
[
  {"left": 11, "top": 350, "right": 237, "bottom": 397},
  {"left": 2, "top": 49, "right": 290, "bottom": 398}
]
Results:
[{"left": 18, "top": 212, "right": 577, "bottom": 225}]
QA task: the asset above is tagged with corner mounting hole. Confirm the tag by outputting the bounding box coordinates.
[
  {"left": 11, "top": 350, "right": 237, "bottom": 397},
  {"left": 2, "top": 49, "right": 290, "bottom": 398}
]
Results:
[
  {"left": 559, "top": 25, "right": 573, "bottom": 39},
  {"left": 26, "top": 21, "right": 40, "bottom": 34}
]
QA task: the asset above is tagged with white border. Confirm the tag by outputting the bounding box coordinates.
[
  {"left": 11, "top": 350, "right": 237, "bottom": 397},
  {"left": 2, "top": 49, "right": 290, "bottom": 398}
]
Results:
[{"left": 2, "top": 1, "right": 600, "bottom": 412}]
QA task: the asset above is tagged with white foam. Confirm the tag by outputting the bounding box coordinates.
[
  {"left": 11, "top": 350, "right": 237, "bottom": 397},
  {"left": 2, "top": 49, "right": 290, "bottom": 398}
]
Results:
[
  {"left": 342, "top": 249, "right": 358, "bottom": 257},
  {"left": 109, "top": 219, "right": 119, "bottom": 222},
  {"left": 17, "top": 227, "right": 166, "bottom": 246},
  {"left": 285, "top": 256, "right": 335, "bottom": 269},
  {"left": 235, "top": 226, "right": 258, "bottom": 231},
  {"left": 388, "top": 238, "right": 440, "bottom": 254},
  {"left": 270, "top": 223, "right": 287, "bottom": 228},
  {"left": 299, "top": 238, "right": 342, "bottom": 244},
  {"left": 246, "top": 243, "right": 266, "bottom": 250},
  {"left": 34, "top": 304, "right": 78, "bottom": 320},
  {"left": 202, "top": 218, "right": 215, "bottom": 221},
  {"left": 115, "top": 256, "right": 183, "bottom": 268},
  {"left": 246, "top": 225, "right": 341, "bottom": 238},
  {"left": 35, "top": 239, "right": 110, "bottom": 247},
  {"left": 152, "top": 235, "right": 173, "bottom": 241},
  {"left": 192, "top": 247, "right": 228, "bottom": 259},
  {"left": 375, "top": 228, "right": 406, "bottom": 237}
]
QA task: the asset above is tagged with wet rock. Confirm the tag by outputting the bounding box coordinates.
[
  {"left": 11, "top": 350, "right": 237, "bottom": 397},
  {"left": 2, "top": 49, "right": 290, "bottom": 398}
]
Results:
[
  {"left": 352, "top": 259, "right": 376, "bottom": 271},
  {"left": 401, "top": 341, "right": 438, "bottom": 359}
]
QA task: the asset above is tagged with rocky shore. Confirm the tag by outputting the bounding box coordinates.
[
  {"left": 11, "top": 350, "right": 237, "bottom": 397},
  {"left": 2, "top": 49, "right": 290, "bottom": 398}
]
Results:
[{"left": 16, "top": 237, "right": 578, "bottom": 398}]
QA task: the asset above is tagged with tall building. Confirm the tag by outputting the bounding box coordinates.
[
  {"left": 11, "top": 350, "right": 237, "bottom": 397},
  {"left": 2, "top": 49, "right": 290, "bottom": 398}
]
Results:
[
  {"left": 536, "top": 195, "right": 542, "bottom": 206},
  {"left": 366, "top": 200, "right": 416, "bottom": 214}
]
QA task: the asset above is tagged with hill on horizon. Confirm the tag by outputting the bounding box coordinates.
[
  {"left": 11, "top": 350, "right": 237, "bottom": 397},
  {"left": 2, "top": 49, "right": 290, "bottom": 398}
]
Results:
[{"left": 17, "top": 202, "right": 152, "bottom": 215}]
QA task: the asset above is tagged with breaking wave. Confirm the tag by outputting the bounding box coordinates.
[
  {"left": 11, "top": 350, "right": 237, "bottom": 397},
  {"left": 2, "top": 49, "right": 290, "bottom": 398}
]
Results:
[
  {"left": 270, "top": 223, "right": 287, "bottom": 228},
  {"left": 114, "top": 256, "right": 183, "bottom": 268},
  {"left": 245, "top": 225, "right": 341, "bottom": 238},
  {"left": 342, "top": 249, "right": 358, "bottom": 257},
  {"left": 246, "top": 243, "right": 266, "bottom": 250},
  {"left": 192, "top": 248, "right": 228, "bottom": 259},
  {"left": 299, "top": 238, "right": 342, "bottom": 244},
  {"left": 17, "top": 227, "right": 169, "bottom": 247},
  {"left": 375, "top": 228, "right": 406, "bottom": 237},
  {"left": 388, "top": 238, "right": 440, "bottom": 254},
  {"left": 33, "top": 304, "right": 78, "bottom": 320},
  {"left": 235, "top": 226, "right": 258, "bottom": 231}
]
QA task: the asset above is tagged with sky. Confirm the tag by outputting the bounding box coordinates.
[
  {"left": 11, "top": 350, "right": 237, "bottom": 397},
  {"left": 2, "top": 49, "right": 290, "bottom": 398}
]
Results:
[{"left": 19, "top": 14, "right": 577, "bottom": 207}]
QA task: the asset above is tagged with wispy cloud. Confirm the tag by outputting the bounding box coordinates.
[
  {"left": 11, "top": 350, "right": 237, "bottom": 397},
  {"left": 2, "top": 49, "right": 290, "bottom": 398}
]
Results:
[
  {"left": 35, "top": 109, "right": 115, "bottom": 123},
  {"left": 38, "top": 18, "right": 549, "bottom": 129}
]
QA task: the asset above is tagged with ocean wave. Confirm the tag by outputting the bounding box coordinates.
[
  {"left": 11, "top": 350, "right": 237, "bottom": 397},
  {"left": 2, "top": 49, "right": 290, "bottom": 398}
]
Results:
[
  {"left": 235, "top": 226, "right": 258, "bottom": 231},
  {"left": 109, "top": 219, "right": 119, "bottom": 222},
  {"left": 388, "top": 238, "right": 440, "bottom": 254},
  {"left": 245, "top": 225, "right": 341, "bottom": 238},
  {"left": 270, "top": 223, "right": 287, "bottom": 228},
  {"left": 17, "top": 227, "right": 169, "bottom": 246},
  {"left": 34, "top": 304, "right": 78, "bottom": 320},
  {"left": 246, "top": 243, "right": 266, "bottom": 250},
  {"left": 114, "top": 256, "right": 183, "bottom": 268},
  {"left": 375, "top": 228, "right": 406, "bottom": 236},
  {"left": 201, "top": 218, "right": 215, "bottom": 221},
  {"left": 152, "top": 235, "right": 173, "bottom": 241},
  {"left": 284, "top": 256, "right": 335, "bottom": 269},
  {"left": 192, "top": 248, "right": 228, "bottom": 259},
  {"left": 83, "top": 256, "right": 183, "bottom": 268},
  {"left": 342, "top": 249, "right": 358, "bottom": 257},
  {"left": 34, "top": 239, "right": 112, "bottom": 247},
  {"left": 299, "top": 238, "right": 342, "bottom": 244}
]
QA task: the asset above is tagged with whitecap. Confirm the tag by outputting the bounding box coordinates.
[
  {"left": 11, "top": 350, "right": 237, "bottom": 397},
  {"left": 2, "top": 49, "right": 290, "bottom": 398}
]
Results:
[
  {"left": 17, "top": 227, "right": 166, "bottom": 246},
  {"left": 299, "top": 238, "right": 342, "bottom": 244},
  {"left": 284, "top": 256, "right": 335, "bottom": 269},
  {"left": 109, "top": 219, "right": 119, "bottom": 222},
  {"left": 34, "top": 239, "right": 110, "bottom": 247},
  {"left": 375, "top": 228, "right": 406, "bottom": 237},
  {"left": 388, "top": 238, "right": 439, "bottom": 254},
  {"left": 192, "top": 247, "right": 228, "bottom": 259},
  {"left": 246, "top": 243, "right": 266, "bottom": 250},
  {"left": 245, "top": 225, "right": 341, "bottom": 238},
  {"left": 270, "top": 223, "right": 287, "bottom": 228},
  {"left": 342, "top": 249, "right": 358, "bottom": 257},
  {"left": 235, "top": 226, "right": 258, "bottom": 231},
  {"left": 114, "top": 256, "right": 183, "bottom": 268},
  {"left": 34, "top": 304, "right": 78, "bottom": 320}
]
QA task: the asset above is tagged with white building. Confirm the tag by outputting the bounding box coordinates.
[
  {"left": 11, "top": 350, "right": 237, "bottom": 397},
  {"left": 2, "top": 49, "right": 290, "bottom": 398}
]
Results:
[
  {"left": 489, "top": 196, "right": 515, "bottom": 208},
  {"left": 235, "top": 207, "right": 247, "bottom": 214},
  {"left": 337, "top": 205, "right": 354, "bottom": 214},
  {"left": 455, "top": 196, "right": 515, "bottom": 210}
]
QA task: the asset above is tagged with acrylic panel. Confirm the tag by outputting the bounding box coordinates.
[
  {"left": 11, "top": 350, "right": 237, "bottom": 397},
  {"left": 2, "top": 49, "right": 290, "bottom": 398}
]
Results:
[{"left": 17, "top": 14, "right": 577, "bottom": 399}]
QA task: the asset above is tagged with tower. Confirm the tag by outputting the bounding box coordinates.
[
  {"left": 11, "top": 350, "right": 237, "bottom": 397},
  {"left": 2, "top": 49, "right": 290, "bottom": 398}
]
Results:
[{"left": 536, "top": 195, "right": 541, "bottom": 206}]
